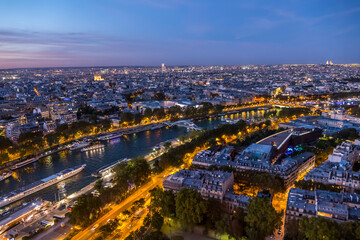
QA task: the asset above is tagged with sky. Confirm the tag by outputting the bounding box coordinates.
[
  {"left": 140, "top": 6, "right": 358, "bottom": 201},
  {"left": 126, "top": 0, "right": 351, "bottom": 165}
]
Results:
[{"left": 0, "top": 0, "right": 359, "bottom": 69}]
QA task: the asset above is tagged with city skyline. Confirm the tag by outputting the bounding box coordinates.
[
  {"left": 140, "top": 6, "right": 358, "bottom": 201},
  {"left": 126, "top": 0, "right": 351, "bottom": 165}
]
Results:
[{"left": 1, "top": 0, "right": 360, "bottom": 69}]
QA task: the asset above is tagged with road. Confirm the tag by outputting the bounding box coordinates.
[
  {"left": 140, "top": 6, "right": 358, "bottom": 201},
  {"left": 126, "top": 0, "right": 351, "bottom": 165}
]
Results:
[
  {"left": 32, "top": 218, "right": 71, "bottom": 240},
  {"left": 72, "top": 169, "right": 174, "bottom": 240}
]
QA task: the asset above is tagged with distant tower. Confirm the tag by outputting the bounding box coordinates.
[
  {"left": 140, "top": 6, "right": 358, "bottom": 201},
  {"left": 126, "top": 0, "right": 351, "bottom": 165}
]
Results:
[
  {"left": 161, "top": 63, "right": 166, "bottom": 73},
  {"left": 326, "top": 60, "right": 329, "bottom": 65}
]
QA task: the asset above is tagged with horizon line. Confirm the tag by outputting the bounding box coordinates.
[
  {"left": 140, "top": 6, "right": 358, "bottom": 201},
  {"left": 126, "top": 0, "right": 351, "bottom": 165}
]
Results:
[{"left": 0, "top": 62, "right": 359, "bottom": 71}]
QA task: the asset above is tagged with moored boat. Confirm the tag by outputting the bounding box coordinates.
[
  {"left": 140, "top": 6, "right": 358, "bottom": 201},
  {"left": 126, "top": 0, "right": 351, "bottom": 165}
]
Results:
[
  {"left": 0, "top": 164, "right": 86, "bottom": 208},
  {"left": 81, "top": 144, "right": 105, "bottom": 152},
  {"left": 0, "top": 171, "right": 12, "bottom": 182}
]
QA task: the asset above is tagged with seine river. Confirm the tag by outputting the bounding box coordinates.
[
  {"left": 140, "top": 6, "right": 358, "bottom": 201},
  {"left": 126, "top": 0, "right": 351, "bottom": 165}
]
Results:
[{"left": 0, "top": 108, "right": 269, "bottom": 210}]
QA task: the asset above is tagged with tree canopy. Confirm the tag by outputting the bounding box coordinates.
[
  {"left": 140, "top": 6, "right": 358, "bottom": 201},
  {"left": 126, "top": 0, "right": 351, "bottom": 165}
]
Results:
[
  {"left": 175, "top": 188, "right": 208, "bottom": 229},
  {"left": 245, "top": 197, "right": 282, "bottom": 240}
]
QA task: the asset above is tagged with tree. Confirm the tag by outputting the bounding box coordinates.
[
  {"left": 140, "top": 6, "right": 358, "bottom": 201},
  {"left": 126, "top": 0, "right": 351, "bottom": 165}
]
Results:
[
  {"left": 151, "top": 211, "right": 164, "bottom": 231},
  {"left": 299, "top": 217, "right": 341, "bottom": 240},
  {"left": 45, "top": 133, "right": 60, "bottom": 147},
  {"left": 144, "top": 108, "right": 153, "bottom": 119},
  {"left": 245, "top": 197, "right": 282, "bottom": 240},
  {"left": 69, "top": 194, "right": 103, "bottom": 226},
  {"left": 0, "top": 136, "right": 12, "bottom": 153},
  {"left": 204, "top": 198, "right": 222, "bottom": 229},
  {"left": 215, "top": 219, "right": 228, "bottom": 237},
  {"left": 143, "top": 231, "right": 169, "bottom": 240},
  {"left": 153, "top": 107, "right": 165, "bottom": 120},
  {"left": 150, "top": 187, "right": 176, "bottom": 218},
  {"left": 229, "top": 208, "right": 246, "bottom": 239},
  {"left": 99, "top": 219, "right": 119, "bottom": 236},
  {"left": 214, "top": 104, "right": 224, "bottom": 114},
  {"left": 175, "top": 188, "right": 208, "bottom": 229},
  {"left": 133, "top": 198, "right": 145, "bottom": 208},
  {"left": 99, "top": 119, "right": 111, "bottom": 131},
  {"left": 284, "top": 218, "right": 304, "bottom": 240},
  {"left": 0, "top": 153, "right": 9, "bottom": 164},
  {"left": 121, "top": 112, "right": 134, "bottom": 124},
  {"left": 94, "top": 179, "right": 104, "bottom": 193}
]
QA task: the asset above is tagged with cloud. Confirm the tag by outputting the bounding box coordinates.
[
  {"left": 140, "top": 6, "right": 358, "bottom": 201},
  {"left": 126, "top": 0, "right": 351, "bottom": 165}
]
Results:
[{"left": 0, "top": 29, "right": 145, "bottom": 68}]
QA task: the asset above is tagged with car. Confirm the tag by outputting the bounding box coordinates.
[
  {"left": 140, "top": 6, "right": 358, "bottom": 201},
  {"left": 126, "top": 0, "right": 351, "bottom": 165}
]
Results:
[{"left": 91, "top": 224, "right": 99, "bottom": 231}]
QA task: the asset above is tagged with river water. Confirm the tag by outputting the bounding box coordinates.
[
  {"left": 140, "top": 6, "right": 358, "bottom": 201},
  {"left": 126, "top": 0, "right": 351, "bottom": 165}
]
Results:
[{"left": 0, "top": 108, "right": 269, "bottom": 210}]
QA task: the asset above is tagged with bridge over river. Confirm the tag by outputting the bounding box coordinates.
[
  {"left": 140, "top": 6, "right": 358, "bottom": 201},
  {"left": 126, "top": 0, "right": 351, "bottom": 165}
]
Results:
[{"left": 163, "top": 120, "right": 202, "bottom": 131}]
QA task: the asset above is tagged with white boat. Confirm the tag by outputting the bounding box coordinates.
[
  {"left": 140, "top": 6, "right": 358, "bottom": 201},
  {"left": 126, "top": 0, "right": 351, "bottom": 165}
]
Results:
[
  {"left": 92, "top": 158, "right": 130, "bottom": 178},
  {"left": 81, "top": 144, "right": 105, "bottom": 152},
  {"left": 0, "top": 172, "right": 12, "bottom": 182},
  {"left": 10, "top": 157, "right": 40, "bottom": 171},
  {"left": 68, "top": 142, "right": 90, "bottom": 151},
  {"left": 98, "top": 133, "right": 123, "bottom": 141},
  {"left": 0, "top": 164, "right": 86, "bottom": 208}
]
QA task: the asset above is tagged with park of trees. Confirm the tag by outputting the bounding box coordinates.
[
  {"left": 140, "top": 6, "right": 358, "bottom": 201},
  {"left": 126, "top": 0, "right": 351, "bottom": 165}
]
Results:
[
  {"left": 69, "top": 157, "right": 151, "bottom": 226},
  {"left": 125, "top": 187, "right": 281, "bottom": 240},
  {"left": 285, "top": 217, "right": 360, "bottom": 240}
]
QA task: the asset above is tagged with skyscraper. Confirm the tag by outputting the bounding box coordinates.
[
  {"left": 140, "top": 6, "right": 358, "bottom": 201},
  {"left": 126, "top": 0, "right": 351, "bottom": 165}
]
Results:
[{"left": 161, "top": 63, "right": 166, "bottom": 73}]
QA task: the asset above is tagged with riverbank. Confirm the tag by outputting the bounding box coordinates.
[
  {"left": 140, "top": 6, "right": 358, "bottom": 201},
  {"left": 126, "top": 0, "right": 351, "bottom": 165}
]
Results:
[{"left": 1, "top": 104, "right": 270, "bottom": 171}]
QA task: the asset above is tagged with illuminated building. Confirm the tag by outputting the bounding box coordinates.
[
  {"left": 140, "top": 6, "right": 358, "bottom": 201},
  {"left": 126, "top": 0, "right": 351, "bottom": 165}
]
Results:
[
  {"left": 163, "top": 169, "right": 250, "bottom": 213},
  {"left": 192, "top": 130, "right": 319, "bottom": 187},
  {"left": 94, "top": 74, "right": 104, "bottom": 81},
  {"left": 304, "top": 140, "right": 360, "bottom": 190},
  {"left": 286, "top": 188, "right": 360, "bottom": 222},
  {"left": 161, "top": 63, "right": 166, "bottom": 73}
]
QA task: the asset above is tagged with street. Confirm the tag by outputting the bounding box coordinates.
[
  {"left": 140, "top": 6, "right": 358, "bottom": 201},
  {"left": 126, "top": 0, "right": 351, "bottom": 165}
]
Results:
[{"left": 72, "top": 169, "right": 174, "bottom": 240}]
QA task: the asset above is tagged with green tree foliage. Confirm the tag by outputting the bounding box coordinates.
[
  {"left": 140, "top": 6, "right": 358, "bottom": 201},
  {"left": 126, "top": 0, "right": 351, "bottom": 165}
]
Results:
[
  {"left": 278, "top": 107, "right": 311, "bottom": 119},
  {"left": 144, "top": 108, "right": 153, "bottom": 119},
  {"left": 99, "top": 119, "right": 111, "bottom": 132},
  {"left": 159, "top": 120, "right": 247, "bottom": 169},
  {"left": 294, "top": 216, "right": 360, "bottom": 239},
  {"left": 0, "top": 136, "right": 12, "bottom": 152},
  {"left": 245, "top": 197, "right": 282, "bottom": 240},
  {"left": 229, "top": 208, "right": 246, "bottom": 239},
  {"left": 284, "top": 219, "right": 304, "bottom": 240},
  {"left": 45, "top": 133, "right": 60, "bottom": 147},
  {"left": 204, "top": 198, "right": 222, "bottom": 230},
  {"left": 18, "top": 131, "right": 43, "bottom": 143},
  {"left": 0, "top": 153, "right": 9, "bottom": 164},
  {"left": 214, "top": 104, "right": 224, "bottom": 114},
  {"left": 120, "top": 112, "right": 134, "bottom": 124},
  {"left": 69, "top": 194, "right": 103, "bottom": 226},
  {"left": 114, "top": 157, "right": 151, "bottom": 188},
  {"left": 175, "top": 188, "right": 208, "bottom": 229},
  {"left": 150, "top": 187, "right": 176, "bottom": 218},
  {"left": 151, "top": 211, "right": 164, "bottom": 231},
  {"left": 335, "top": 128, "right": 359, "bottom": 140},
  {"left": 153, "top": 107, "right": 166, "bottom": 120},
  {"left": 94, "top": 179, "right": 104, "bottom": 193},
  {"left": 299, "top": 217, "right": 341, "bottom": 240},
  {"left": 133, "top": 198, "right": 145, "bottom": 208},
  {"left": 99, "top": 219, "right": 119, "bottom": 236}
]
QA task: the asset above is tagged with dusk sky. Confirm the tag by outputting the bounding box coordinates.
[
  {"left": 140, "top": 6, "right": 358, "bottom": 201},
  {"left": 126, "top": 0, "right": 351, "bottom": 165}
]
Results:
[{"left": 1, "top": 0, "right": 360, "bottom": 69}]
